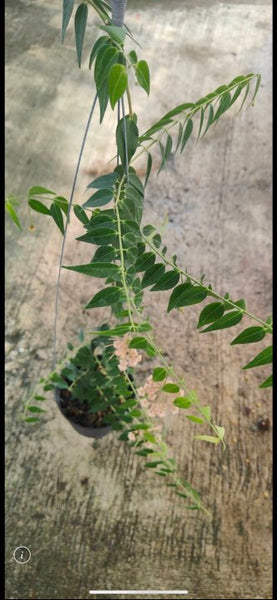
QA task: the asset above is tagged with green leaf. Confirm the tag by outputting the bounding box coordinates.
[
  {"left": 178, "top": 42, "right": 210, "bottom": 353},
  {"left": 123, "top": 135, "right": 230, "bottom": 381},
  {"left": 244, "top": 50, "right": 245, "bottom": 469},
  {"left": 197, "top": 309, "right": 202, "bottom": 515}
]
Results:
[
  {"left": 168, "top": 284, "right": 207, "bottom": 312},
  {"left": 200, "top": 405, "right": 211, "bottom": 420},
  {"left": 141, "top": 264, "right": 165, "bottom": 288},
  {"left": 87, "top": 172, "right": 118, "bottom": 190},
  {"left": 135, "top": 60, "right": 150, "bottom": 94},
  {"left": 197, "top": 302, "right": 224, "bottom": 328},
  {"left": 128, "top": 336, "right": 147, "bottom": 349},
  {"left": 249, "top": 73, "right": 261, "bottom": 107},
  {"left": 162, "top": 383, "right": 180, "bottom": 393},
  {"left": 199, "top": 310, "right": 243, "bottom": 332},
  {"left": 180, "top": 118, "right": 193, "bottom": 152},
  {"left": 28, "top": 198, "right": 51, "bottom": 215},
  {"left": 139, "top": 117, "right": 173, "bottom": 141},
  {"left": 129, "top": 50, "right": 137, "bottom": 64},
  {"left": 91, "top": 245, "right": 117, "bottom": 263},
  {"left": 49, "top": 203, "right": 64, "bottom": 234},
  {"left": 89, "top": 36, "right": 109, "bottom": 69},
  {"left": 145, "top": 152, "right": 152, "bottom": 188},
  {"left": 90, "top": 324, "right": 133, "bottom": 337},
  {"left": 231, "top": 326, "right": 266, "bottom": 345},
  {"left": 77, "top": 228, "right": 117, "bottom": 246},
  {"left": 135, "top": 252, "right": 156, "bottom": 273},
  {"left": 83, "top": 189, "right": 113, "bottom": 208},
  {"left": 74, "top": 3, "right": 88, "bottom": 68},
  {"left": 85, "top": 286, "right": 122, "bottom": 309},
  {"left": 54, "top": 196, "right": 68, "bottom": 216},
  {"left": 145, "top": 461, "right": 163, "bottom": 468},
  {"left": 259, "top": 374, "right": 272, "bottom": 389},
  {"left": 28, "top": 186, "right": 56, "bottom": 196},
  {"left": 5, "top": 201, "right": 23, "bottom": 231},
  {"left": 214, "top": 425, "right": 225, "bottom": 440},
  {"left": 243, "top": 345, "right": 272, "bottom": 370},
  {"left": 150, "top": 270, "right": 180, "bottom": 292},
  {"left": 163, "top": 102, "right": 194, "bottom": 120},
  {"left": 25, "top": 417, "right": 40, "bottom": 423},
  {"left": 202, "top": 103, "right": 214, "bottom": 137},
  {"left": 173, "top": 397, "right": 192, "bottom": 409},
  {"left": 34, "top": 395, "right": 46, "bottom": 401},
  {"left": 152, "top": 367, "right": 167, "bottom": 382},
  {"left": 62, "top": 262, "right": 120, "bottom": 278},
  {"left": 28, "top": 406, "right": 46, "bottom": 413},
  {"left": 185, "top": 415, "right": 203, "bottom": 423},
  {"left": 94, "top": 45, "right": 119, "bottom": 90},
  {"left": 194, "top": 435, "right": 220, "bottom": 444},
  {"left": 62, "top": 0, "right": 75, "bottom": 43},
  {"left": 73, "top": 204, "right": 89, "bottom": 224},
  {"left": 158, "top": 134, "right": 173, "bottom": 173},
  {"left": 99, "top": 24, "right": 126, "bottom": 44},
  {"left": 109, "top": 64, "right": 128, "bottom": 109},
  {"left": 116, "top": 116, "right": 139, "bottom": 166},
  {"left": 137, "top": 322, "right": 152, "bottom": 333}
]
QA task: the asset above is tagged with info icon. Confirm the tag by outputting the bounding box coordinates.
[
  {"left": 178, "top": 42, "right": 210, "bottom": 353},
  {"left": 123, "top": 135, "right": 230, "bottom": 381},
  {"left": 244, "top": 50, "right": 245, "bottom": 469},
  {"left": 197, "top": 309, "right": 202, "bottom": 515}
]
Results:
[{"left": 13, "top": 546, "right": 31, "bottom": 564}]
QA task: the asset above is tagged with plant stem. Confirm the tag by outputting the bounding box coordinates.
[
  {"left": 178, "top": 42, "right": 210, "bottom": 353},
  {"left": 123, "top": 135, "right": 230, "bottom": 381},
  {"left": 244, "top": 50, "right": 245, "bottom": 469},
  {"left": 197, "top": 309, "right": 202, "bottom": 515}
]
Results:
[{"left": 144, "top": 235, "right": 272, "bottom": 332}]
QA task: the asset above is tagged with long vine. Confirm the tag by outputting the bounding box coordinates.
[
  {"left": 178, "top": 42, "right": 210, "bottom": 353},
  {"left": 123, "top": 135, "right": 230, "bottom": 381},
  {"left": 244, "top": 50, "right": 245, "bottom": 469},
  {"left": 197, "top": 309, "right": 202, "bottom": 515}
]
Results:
[{"left": 6, "top": 0, "right": 272, "bottom": 513}]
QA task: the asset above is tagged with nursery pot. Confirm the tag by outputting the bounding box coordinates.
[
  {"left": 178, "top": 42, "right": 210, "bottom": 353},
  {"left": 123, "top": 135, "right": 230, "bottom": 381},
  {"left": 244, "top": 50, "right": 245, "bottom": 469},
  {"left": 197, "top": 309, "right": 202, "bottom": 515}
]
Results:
[{"left": 54, "top": 388, "right": 113, "bottom": 439}]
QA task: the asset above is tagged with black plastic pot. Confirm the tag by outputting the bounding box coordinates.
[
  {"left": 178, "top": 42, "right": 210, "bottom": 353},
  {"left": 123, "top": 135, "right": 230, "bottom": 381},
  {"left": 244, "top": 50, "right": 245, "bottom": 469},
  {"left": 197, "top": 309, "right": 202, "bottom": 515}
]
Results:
[{"left": 54, "top": 389, "right": 113, "bottom": 439}]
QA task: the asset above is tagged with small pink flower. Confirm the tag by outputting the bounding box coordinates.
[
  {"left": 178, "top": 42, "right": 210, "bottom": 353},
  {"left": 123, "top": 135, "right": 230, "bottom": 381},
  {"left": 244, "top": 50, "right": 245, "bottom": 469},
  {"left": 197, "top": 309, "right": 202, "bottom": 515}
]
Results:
[{"left": 113, "top": 334, "right": 142, "bottom": 372}]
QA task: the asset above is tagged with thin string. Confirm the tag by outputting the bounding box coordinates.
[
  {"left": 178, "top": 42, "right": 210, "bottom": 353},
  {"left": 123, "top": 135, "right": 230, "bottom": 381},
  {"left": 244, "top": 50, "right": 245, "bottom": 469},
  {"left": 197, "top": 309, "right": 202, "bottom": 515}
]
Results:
[
  {"left": 53, "top": 92, "right": 98, "bottom": 367},
  {"left": 117, "top": 100, "right": 121, "bottom": 166}
]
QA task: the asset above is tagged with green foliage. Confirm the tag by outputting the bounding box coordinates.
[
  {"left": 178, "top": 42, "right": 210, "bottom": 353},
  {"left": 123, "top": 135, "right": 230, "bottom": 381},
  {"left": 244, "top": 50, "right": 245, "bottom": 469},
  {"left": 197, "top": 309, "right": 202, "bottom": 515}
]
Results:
[{"left": 12, "top": 1, "right": 270, "bottom": 514}]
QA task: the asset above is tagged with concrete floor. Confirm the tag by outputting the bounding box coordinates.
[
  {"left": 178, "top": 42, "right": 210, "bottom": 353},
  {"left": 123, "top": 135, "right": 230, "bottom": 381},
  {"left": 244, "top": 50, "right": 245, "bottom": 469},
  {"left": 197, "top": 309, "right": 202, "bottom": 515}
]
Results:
[{"left": 5, "top": 1, "right": 272, "bottom": 599}]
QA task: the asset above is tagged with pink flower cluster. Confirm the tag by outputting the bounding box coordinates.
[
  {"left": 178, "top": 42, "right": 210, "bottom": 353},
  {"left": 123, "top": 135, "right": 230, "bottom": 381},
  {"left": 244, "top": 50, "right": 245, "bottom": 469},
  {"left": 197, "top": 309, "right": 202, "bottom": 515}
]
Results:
[
  {"left": 137, "top": 375, "right": 179, "bottom": 418},
  {"left": 113, "top": 333, "right": 142, "bottom": 372}
]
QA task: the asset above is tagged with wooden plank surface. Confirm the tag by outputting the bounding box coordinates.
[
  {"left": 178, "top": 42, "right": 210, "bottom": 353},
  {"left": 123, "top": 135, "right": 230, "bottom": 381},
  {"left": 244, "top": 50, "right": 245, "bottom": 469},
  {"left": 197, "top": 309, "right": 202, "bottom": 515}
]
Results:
[{"left": 5, "top": 1, "right": 272, "bottom": 598}]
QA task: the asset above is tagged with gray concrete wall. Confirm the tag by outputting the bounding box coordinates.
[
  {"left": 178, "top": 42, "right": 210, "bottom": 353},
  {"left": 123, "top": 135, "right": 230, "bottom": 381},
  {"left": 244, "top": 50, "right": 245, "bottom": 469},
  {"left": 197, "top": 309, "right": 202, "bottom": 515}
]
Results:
[{"left": 5, "top": 1, "right": 272, "bottom": 598}]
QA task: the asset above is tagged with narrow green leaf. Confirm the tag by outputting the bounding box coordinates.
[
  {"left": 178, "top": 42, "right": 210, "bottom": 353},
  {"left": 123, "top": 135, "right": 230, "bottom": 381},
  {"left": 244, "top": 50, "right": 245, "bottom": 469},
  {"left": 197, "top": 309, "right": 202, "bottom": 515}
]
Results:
[
  {"left": 77, "top": 228, "right": 117, "bottom": 246},
  {"left": 249, "top": 73, "right": 261, "bottom": 107},
  {"left": 49, "top": 203, "right": 64, "bottom": 234},
  {"left": 99, "top": 24, "right": 126, "bottom": 45},
  {"left": 197, "top": 107, "right": 205, "bottom": 140},
  {"left": 109, "top": 63, "right": 128, "bottom": 110},
  {"left": 200, "top": 310, "right": 243, "bottom": 332},
  {"left": 5, "top": 201, "right": 23, "bottom": 231},
  {"left": 141, "top": 263, "right": 165, "bottom": 288},
  {"left": 139, "top": 117, "right": 173, "bottom": 141},
  {"left": 62, "top": 262, "right": 120, "bottom": 278},
  {"left": 150, "top": 270, "right": 180, "bottom": 292},
  {"left": 87, "top": 172, "right": 118, "bottom": 189},
  {"left": 34, "top": 395, "right": 46, "bottom": 401},
  {"left": 175, "top": 122, "right": 183, "bottom": 154},
  {"left": 197, "top": 302, "right": 224, "bottom": 328},
  {"left": 116, "top": 116, "right": 139, "bottom": 166},
  {"left": 152, "top": 367, "right": 167, "bottom": 382},
  {"left": 236, "top": 82, "right": 250, "bottom": 114},
  {"left": 202, "top": 103, "right": 214, "bottom": 138},
  {"left": 74, "top": 3, "right": 88, "bottom": 68},
  {"left": 168, "top": 284, "right": 207, "bottom": 312},
  {"left": 89, "top": 36, "right": 109, "bottom": 69},
  {"left": 186, "top": 415, "right": 203, "bottom": 423},
  {"left": 162, "top": 383, "right": 180, "bottom": 393},
  {"left": 74, "top": 204, "right": 89, "bottom": 224},
  {"left": 28, "top": 186, "right": 56, "bottom": 196},
  {"left": 28, "top": 406, "right": 46, "bottom": 413},
  {"left": 163, "top": 102, "right": 194, "bottom": 120},
  {"left": 231, "top": 326, "right": 266, "bottom": 345},
  {"left": 158, "top": 134, "right": 173, "bottom": 173},
  {"left": 62, "top": 0, "right": 75, "bottom": 43},
  {"left": 145, "top": 461, "right": 163, "bottom": 468},
  {"left": 83, "top": 189, "right": 113, "bottom": 208},
  {"left": 194, "top": 435, "right": 220, "bottom": 444},
  {"left": 259, "top": 374, "right": 272, "bottom": 389},
  {"left": 28, "top": 198, "right": 51, "bottom": 215},
  {"left": 243, "top": 345, "right": 272, "bottom": 370},
  {"left": 214, "top": 425, "right": 225, "bottom": 440},
  {"left": 144, "top": 152, "right": 152, "bottom": 188},
  {"left": 85, "top": 286, "right": 122, "bottom": 309},
  {"left": 136, "top": 60, "right": 150, "bottom": 94},
  {"left": 54, "top": 196, "right": 68, "bottom": 216},
  {"left": 200, "top": 405, "right": 211, "bottom": 420},
  {"left": 180, "top": 118, "right": 193, "bottom": 153},
  {"left": 25, "top": 417, "right": 40, "bottom": 423},
  {"left": 173, "top": 397, "right": 192, "bottom": 409}
]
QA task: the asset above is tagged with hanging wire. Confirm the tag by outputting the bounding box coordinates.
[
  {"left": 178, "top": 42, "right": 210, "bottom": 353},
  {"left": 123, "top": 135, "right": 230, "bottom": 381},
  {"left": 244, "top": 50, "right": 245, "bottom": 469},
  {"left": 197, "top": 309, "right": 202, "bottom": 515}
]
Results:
[{"left": 53, "top": 92, "right": 98, "bottom": 368}]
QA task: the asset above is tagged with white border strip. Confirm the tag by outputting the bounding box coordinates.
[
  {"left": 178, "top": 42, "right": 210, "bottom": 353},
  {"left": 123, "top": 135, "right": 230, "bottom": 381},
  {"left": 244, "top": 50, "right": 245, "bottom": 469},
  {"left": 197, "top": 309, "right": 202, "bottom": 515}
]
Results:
[{"left": 89, "top": 592, "right": 188, "bottom": 595}]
